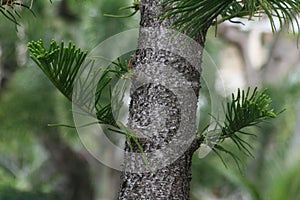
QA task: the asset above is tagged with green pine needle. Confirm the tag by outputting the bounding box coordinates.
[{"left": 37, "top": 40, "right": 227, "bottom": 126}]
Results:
[
  {"left": 104, "top": 0, "right": 139, "bottom": 18},
  {"left": 200, "top": 87, "right": 278, "bottom": 169},
  {"left": 28, "top": 40, "right": 88, "bottom": 102},
  {"left": 221, "top": 87, "right": 276, "bottom": 140},
  {"left": 161, "top": 0, "right": 300, "bottom": 37},
  {"left": 0, "top": 0, "right": 36, "bottom": 25},
  {"left": 28, "top": 40, "right": 131, "bottom": 131}
]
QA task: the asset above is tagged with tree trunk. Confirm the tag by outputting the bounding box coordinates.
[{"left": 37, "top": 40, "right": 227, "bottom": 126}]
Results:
[
  {"left": 118, "top": 1, "right": 208, "bottom": 199},
  {"left": 0, "top": 43, "right": 18, "bottom": 91},
  {"left": 40, "top": 129, "right": 94, "bottom": 200}
]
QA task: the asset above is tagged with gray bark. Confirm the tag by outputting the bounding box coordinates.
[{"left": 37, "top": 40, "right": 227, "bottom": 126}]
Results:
[{"left": 118, "top": 1, "right": 208, "bottom": 199}]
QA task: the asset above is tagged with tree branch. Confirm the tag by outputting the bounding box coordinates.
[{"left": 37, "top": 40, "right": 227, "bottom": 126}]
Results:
[{"left": 218, "top": 23, "right": 261, "bottom": 86}]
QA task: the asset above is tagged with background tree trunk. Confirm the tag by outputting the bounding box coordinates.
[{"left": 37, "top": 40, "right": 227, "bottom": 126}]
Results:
[
  {"left": 118, "top": 0, "right": 209, "bottom": 199},
  {"left": 40, "top": 129, "right": 94, "bottom": 200}
]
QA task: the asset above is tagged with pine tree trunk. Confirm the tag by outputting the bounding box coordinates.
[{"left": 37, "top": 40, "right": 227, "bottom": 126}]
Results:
[{"left": 118, "top": 1, "right": 208, "bottom": 199}]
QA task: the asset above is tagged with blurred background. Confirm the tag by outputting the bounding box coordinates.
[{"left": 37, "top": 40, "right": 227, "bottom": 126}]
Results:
[{"left": 0, "top": 0, "right": 300, "bottom": 200}]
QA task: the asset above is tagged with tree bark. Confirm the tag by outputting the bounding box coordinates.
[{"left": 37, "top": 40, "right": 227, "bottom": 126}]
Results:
[{"left": 118, "top": 1, "right": 208, "bottom": 199}]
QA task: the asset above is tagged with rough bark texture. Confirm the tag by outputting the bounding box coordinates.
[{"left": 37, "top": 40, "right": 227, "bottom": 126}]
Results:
[{"left": 118, "top": 1, "right": 208, "bottom": 199}]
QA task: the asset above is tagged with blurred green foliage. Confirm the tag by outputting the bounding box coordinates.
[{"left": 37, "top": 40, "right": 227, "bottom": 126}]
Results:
[
  {"left": 1, "top": 0, "right": 300, "bottom": 200},
  {"left": 0, "top": 186, "right": 61, "bottom": 200},
  {"left": 0, "top": 0, "right": 135, "bottom": 199},
  {"left": 191, "top": 35, "right": 300, "bottom": 199}
]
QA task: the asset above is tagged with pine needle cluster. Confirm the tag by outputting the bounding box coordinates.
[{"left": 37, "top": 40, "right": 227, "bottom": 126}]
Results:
[
  {"left": 199, "top": 87, "right": 279, "bottom": 169},
  {"left": 162, "top": 0, "right": 300, "bottom": 37}
]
